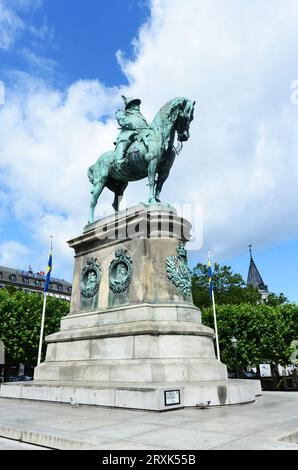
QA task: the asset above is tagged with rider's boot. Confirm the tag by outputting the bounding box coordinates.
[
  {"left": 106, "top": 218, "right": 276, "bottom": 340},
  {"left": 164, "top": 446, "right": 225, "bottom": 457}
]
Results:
[{"left": 115, "top": 142, "right": 126, "bottom": 168}]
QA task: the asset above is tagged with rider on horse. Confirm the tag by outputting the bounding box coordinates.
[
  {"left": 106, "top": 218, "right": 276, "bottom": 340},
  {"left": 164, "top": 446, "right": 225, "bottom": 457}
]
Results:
[
  {"left": 88, "top": 97, "right": 195, "bottom": 223},
  {"left": 114, "top": 95, "right": 150, "bottom": 168}
]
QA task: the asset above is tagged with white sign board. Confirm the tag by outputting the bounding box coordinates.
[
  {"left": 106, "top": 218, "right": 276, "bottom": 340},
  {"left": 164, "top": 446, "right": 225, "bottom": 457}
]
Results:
[
  {"left": 164, "top": 390, "right": 180, "bottom": 406},
  {"left": 259, "top": 364, "right": 271, "bottom": 377}
]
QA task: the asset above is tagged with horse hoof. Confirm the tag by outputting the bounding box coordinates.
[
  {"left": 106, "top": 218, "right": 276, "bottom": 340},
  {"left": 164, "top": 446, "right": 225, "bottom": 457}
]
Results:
[{"left": 148, "top": 197, "right": 158, "bottom": 204}]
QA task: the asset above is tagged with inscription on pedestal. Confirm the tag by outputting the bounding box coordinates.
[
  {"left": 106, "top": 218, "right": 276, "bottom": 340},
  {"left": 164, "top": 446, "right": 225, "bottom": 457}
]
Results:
[{"left": 164, "top": 389, "right": 181, "bottom": 406}]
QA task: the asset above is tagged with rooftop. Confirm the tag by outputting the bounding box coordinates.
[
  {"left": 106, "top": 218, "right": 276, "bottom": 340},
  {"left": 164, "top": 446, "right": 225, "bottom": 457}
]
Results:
[
  {"left": 0, "top": 264, "right": 71, "bottom": 295},
  {"left": 247, "top": 245, "right": 268, "bottom": 292}
]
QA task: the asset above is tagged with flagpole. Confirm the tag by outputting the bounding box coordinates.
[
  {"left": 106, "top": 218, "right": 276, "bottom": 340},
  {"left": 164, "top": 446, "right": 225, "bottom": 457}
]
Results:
[
  {"left": 37, "top": 236, "right": 53, "bottom": 366},
  {"left": 37, "top": 293, "right": 47, "bottom": 366},
  {"left": 208, "top": 249, "right": 221, "bottom": 362}
]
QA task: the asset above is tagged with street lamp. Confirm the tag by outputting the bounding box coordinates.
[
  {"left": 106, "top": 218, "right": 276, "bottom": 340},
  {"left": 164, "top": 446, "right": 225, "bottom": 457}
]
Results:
[{"left": 231, "top": 336, "right": 240, "bottom": 379}]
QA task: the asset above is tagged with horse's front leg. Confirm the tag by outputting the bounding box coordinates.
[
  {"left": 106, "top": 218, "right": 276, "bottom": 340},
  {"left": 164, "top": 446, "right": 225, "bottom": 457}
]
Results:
[
  {"left": 147, "top": 157, "right": 158, "bottom": 204},
  {"left": 88, "top": 180, "right": 105, "bottom": 224},
  {"left": 155, "top": 170, "right": 169, "bottom": 202},
  {"left": 155, "top": 150, "right": 175, "bottom": 202}
]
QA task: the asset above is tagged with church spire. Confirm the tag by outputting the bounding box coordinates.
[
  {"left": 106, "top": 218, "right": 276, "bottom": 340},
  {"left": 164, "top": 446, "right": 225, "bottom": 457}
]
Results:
[{"left": 247, "top": 245, "right": 269, "bottom": 299}]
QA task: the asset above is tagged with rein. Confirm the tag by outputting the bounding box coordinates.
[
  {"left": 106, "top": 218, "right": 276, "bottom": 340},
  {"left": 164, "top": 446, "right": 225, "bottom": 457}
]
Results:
[{"left": 173, "top": 140, "right": 183, "bottom": 155}]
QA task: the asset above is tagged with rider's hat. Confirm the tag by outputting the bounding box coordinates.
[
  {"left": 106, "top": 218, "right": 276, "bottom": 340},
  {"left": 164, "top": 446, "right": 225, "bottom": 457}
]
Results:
[{"left": 121, "top": 95, "right": 141, "bottom": 109}]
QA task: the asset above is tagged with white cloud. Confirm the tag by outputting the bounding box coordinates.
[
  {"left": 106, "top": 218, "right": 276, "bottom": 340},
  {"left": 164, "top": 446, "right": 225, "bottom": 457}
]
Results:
[
  {"left": 120, "top": 0, "right": 298, "bottom": 257},
  {"left": 0, "top": 76, "right": 123, "bottom": 276},
  {"left": 0, "top": 0, "right": 44, "bottom": 50},
  {"left": 0, "top": 189, "right": 10, "bottom": 222},
  {"left": 0, "top": 240, "right": 29, "bottom": 268},
  {"left": 28, "top": 21, "right": 55, "bottom": 45},
  {"left": 0, "top": 0, "right": 24, "bottom": 49},
  {"left": 19, "top": 48, "right": 57, "bottom": 72},
  {"left": 1, "top": 0, "right": 298, "bottom": 280}
]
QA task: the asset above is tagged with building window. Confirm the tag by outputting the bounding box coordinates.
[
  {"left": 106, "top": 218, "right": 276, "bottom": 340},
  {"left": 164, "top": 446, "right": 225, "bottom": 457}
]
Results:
[
  {"left": 9, "top": 274, "right": 17, "bottom": 283},
  {"left": 57, "top": 284, "right": 63, "bottom": 291},
  {"left": 0, "top": 272, "right": 3, "bottom": 279},
  {"left": 67, "top": 286, "right": 72, "bottom": 293},
  {"left": 35, "top": 280, "right": 41, "bottom": 287},
  {"left": 22, "top": 277, "right": 29, "bottom": 285}
]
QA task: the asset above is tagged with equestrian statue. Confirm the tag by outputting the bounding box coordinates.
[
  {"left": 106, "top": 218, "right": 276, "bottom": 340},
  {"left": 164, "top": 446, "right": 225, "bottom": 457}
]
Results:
[{"left": 88, "top": 96, "right": 195, "bottom": 224}]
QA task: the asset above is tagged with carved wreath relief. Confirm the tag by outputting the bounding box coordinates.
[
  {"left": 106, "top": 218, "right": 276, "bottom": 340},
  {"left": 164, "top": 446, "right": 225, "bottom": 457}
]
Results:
[
  {"left": 80, "top": 256, "right": 101, "bottom": 298},
  {"left": 109, "top": 249, "right": 132, "bottom": 294},
  {"left": 167, "top": 242, "right": 192, "bottom": 297}
]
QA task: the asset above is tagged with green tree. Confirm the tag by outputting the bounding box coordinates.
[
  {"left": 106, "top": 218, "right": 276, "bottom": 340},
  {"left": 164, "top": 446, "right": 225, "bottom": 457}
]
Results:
[
  {"left": 202, "top": 303, "right": 298, "bottom": 368},
  {"left": 265, "top": 292, "right": 288, "bottom": 306},
  {"left": 0, "top": 288, "right": 69, "bottom": 377},
  {"left": 280, "top": 303, "right": 298, "bottom": 356},
  {"left": 192, "top": 263, "right": 261, "bottom": 309}
]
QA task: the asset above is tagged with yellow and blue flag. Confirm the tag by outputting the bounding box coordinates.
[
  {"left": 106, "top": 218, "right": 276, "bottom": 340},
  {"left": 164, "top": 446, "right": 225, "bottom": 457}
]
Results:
[
  {"left": 44, "top": 243, "right": 53, "bottom": 293},
  {"left": 207, "top": 256, "right": 213, "bottom": 298}
]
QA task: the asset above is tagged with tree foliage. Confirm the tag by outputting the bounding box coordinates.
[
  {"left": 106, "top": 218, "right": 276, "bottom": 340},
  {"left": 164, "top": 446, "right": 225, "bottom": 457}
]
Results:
[
  {"left": 202, "top": 303, "right": 298, "bottom": 368},
  {"left": 192, "top": 262, "right": 261, "bottom": 309},
  {"left": 265, "top": 292, "right": 288, "bottom": 306},
  {"left": 0, "top": 288, "right": 69, "bottom": 366}
]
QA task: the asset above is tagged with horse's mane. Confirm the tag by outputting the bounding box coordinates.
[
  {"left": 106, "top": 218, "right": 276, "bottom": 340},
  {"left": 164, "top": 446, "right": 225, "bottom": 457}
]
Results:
[
  {"left": 149, "top": 97, "right": 188, "bottom": 151},
  {"left": 151, "top": 97, "right": 187, "bottom": 128}
]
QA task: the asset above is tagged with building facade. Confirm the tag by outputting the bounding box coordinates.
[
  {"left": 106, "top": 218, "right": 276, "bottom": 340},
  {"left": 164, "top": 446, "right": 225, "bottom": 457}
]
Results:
[
  {"left": 0, "top": 265, "right": 71, "bottom": 301},
  {"left": 247, "top": 245, "right": 270, "bottom": 301}
]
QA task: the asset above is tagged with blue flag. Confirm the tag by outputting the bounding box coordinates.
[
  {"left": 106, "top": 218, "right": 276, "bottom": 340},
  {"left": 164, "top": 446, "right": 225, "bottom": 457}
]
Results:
[
  {"left": 44, "top": 244, "right": 52, "bottom": 293},
  {"left": 207, "top": 257, "right": 213, "bottom": 298}
]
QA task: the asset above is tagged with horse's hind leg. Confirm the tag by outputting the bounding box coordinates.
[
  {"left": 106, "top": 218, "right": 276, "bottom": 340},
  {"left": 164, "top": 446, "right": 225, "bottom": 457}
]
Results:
[
  {"left": 88, "top": 179, "right": 105, "bottom": 224},
  {"left": 112, "top": 182, "right": 128, "bottom": 212}
]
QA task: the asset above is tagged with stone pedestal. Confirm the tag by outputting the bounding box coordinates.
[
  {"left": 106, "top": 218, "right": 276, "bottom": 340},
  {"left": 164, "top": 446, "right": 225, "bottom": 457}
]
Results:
[{"left": 0, "top": 204, "right": 261, "bottom": 410}]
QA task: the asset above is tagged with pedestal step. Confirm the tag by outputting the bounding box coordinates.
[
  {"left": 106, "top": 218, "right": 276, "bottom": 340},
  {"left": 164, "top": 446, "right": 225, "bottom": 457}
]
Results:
[
  {"left": 34, "top": 357, "right": 227, "bottom": 383},
  {"left": 0, "top": 379, "right": 261, "bottom": 411}
]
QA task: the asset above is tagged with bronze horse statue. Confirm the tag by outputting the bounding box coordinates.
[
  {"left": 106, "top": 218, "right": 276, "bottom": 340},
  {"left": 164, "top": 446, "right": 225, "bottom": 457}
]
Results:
[{"left": 88, "top": 97, "right": 195, "bottom": 224}]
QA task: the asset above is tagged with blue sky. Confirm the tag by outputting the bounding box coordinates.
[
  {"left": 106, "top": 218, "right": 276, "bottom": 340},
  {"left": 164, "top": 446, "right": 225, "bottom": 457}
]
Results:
[
  {"left": 215, "top": 238, "right": 298, "bottom": 301},
  {"left": 0, "top": 0, "right": 297, "bottom": 302},
  {"left": 0, "top": 0, "right": 149, "bottom": 86}
]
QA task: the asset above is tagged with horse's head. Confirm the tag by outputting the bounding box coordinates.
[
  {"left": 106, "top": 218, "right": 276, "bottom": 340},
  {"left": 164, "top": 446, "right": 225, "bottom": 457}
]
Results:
[{"left": 176, "top": 98, "right": 195, "bottom": 142}]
